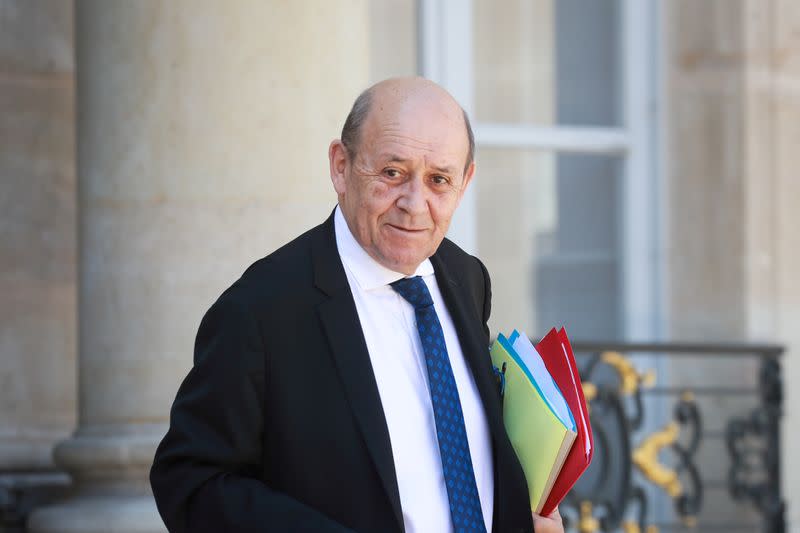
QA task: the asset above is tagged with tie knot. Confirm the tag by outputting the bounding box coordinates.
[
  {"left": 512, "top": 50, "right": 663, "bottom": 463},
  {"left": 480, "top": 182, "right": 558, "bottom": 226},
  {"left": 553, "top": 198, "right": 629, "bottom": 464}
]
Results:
[{"left": 391, "top": 276, "right": 434, "bottom": 310}]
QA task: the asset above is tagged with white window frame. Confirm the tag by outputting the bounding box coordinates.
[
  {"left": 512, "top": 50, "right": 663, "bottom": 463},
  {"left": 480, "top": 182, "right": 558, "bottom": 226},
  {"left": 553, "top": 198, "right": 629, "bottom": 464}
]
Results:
[{"left": 418, "top": 0, "right": 663, "bottom": 341}]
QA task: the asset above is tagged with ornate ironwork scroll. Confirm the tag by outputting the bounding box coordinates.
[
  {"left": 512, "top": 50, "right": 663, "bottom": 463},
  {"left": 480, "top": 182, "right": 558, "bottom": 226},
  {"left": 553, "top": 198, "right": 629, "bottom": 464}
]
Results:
[
  {"left": 726, "top": 356, "right": 785, "bottom": 533},
  {"left": 558, "top": 342, "right": 783, "bottom": 532}
]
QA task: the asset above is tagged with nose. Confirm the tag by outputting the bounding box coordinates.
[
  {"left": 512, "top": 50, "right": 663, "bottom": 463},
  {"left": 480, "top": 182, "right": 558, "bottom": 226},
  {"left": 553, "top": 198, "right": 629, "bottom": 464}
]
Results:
[{"left": 395, "top": 175, "right": 428, "bottom": 216}]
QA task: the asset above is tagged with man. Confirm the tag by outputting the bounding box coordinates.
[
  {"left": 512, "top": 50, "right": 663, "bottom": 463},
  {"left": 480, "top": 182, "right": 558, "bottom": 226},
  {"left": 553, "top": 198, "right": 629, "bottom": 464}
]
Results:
[{"left": 150, "top": 77, "right": 563, "bottom": 533}]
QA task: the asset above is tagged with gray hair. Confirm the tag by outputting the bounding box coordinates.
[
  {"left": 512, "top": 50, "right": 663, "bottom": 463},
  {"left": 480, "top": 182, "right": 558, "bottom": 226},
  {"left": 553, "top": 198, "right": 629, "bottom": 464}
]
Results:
[{"left": 340, "top": 87, "right": 475, "bottom": 175}]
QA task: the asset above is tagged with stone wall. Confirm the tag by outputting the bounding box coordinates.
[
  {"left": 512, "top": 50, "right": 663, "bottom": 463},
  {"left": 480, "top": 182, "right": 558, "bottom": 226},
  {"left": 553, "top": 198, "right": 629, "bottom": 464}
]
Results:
[{"left": 665, "top": 1, "right": 800, "bottom": 529}]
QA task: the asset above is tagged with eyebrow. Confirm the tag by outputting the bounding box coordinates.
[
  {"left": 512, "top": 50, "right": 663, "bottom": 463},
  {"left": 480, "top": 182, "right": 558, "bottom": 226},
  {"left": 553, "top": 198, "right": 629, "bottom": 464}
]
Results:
[
  {"left": 431, "top": 164, "right": 457, "bottom": 175},
  {"left": 385, "top": 154, "right": 410, "bottom": 165},
  {"left": 383, "top": 154, "right": 457, "bottom": 175}
]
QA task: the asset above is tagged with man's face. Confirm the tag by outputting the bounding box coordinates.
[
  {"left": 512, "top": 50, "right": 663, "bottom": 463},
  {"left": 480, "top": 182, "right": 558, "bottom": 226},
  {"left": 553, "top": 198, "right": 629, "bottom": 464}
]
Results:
[{"left": 329, "top": 93, "right": 475, "bottom": 275}]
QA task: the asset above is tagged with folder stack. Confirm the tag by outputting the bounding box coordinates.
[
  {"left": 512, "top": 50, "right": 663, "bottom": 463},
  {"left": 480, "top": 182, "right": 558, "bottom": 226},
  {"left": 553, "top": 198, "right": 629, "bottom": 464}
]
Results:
[{"left": 490, "top": 327, "right": 593, "bottom": 516}]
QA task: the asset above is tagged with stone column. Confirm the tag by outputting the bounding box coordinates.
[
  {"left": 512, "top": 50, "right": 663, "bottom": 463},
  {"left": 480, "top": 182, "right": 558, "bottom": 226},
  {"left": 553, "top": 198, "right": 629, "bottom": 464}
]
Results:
[
  {"left": 28, "top": 1, "right": 368, "bottom": 531},
  {"left": 0, "top": 0, "right": 76, "bottom": 480},
  {"left": 664, "top": 1, "right": 749, "bottom": 340}
]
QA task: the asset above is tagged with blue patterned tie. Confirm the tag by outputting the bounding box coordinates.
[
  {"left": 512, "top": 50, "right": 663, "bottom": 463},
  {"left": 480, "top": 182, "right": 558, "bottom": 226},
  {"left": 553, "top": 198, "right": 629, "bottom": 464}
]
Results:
[{"left": 391, "top": 276, "right": 487, "bottom": 533}]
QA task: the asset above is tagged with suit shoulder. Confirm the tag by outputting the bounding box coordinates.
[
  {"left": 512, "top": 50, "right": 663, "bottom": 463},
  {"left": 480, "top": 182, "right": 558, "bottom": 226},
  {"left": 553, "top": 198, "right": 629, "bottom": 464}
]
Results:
[
  {"left": 436, "top": 237, "right": 485, "bottom": 274},
  {"left": 435, "top": 238, "right": 491, "bottom": 327},
  {"left": 216, "top": 222, "right": 323, "bottom": 309}
]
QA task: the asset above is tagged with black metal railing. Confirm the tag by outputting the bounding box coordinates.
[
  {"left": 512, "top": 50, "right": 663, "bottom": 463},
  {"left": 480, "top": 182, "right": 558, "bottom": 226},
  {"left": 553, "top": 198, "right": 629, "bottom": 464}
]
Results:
[
  {"left": 0, "top": 472, "right": 70, "bottom": 532},
  {"left": 553, "top": 341, "right": 785, "bottom": 533}
]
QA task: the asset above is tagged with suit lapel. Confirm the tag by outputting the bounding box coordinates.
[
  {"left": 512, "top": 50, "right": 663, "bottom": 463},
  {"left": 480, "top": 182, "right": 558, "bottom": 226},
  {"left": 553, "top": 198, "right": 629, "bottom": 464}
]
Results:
[
  {"left": 311, "top": 213, "right": 404, "bottom": 531},
  {"left": 429, "top": 252, "right": 506, "bottom": 438}
]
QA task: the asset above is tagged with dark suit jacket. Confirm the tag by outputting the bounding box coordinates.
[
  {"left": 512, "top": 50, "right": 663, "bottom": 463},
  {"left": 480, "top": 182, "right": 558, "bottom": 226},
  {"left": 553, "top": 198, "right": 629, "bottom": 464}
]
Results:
[{"left": 150, "top": 211, "right": 533, "bottom": 533}]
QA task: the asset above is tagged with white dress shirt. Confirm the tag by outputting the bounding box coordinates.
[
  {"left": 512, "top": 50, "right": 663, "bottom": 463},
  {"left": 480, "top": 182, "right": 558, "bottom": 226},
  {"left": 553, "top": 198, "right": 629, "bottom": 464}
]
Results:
[{"left": 334, "top": 206, "right": 494, "bottom": 533}]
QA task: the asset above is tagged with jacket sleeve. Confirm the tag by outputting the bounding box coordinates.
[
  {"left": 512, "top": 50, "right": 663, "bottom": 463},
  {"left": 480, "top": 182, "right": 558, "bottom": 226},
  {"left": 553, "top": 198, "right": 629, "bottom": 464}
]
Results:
[{"left": 149, "top": 293, "right": 354, "bottom": 533}]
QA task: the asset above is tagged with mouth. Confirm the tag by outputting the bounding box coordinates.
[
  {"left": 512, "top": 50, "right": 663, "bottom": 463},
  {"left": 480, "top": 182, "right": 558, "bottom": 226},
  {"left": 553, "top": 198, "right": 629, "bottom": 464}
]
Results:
[{"left": 386, "top": 224, "right": 427, "bottom": 235}]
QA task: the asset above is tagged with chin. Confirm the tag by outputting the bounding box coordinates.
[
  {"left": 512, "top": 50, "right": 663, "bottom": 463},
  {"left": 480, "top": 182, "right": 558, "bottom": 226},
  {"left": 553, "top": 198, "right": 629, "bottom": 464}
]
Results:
[{"left": 381, "top": 251, "right": 427, "bottom": 274}]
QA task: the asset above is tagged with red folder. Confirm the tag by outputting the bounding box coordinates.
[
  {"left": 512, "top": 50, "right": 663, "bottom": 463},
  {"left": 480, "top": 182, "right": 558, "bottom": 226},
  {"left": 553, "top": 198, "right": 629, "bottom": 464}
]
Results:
[{"left": 534, "top": 327, "right": 594, "bottom": 516}]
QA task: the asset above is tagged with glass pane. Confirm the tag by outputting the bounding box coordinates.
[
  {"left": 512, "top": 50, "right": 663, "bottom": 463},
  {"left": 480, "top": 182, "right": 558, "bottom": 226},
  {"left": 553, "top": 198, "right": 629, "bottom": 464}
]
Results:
[
  {"left": 474, "top": 148, "right": 621, "bottom": 341},
  {"left": 473, "top": 0, "right": 622, "bottom": 127},
  {"left": 368, "top": 0, "right": 417, "bottom": 82}
]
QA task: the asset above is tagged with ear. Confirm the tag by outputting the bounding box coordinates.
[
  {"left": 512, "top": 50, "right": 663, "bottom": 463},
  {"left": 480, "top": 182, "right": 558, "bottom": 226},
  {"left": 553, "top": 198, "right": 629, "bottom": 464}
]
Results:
[
  {"left": 458, "top": 161, "right": 476, "bottom": 201},
  {"left": 329, "top": 140, "right": 349, "bottom": 195}
]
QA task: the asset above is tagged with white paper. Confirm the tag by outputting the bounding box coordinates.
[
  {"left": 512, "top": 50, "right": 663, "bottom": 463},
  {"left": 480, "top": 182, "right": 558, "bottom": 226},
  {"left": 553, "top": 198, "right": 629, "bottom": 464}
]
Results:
[{"left": 511, "top": 331, "right": 575, "bottom": 432}]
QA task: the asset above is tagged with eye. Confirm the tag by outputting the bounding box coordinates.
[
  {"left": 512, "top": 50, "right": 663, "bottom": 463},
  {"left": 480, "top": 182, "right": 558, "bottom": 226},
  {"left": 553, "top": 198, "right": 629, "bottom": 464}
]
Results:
[
  {"left": 383, "top": 168, "right": 401, "bottom": 179},
  {"left": 431, "top": 174, "right": 450, "bottom": 186}
]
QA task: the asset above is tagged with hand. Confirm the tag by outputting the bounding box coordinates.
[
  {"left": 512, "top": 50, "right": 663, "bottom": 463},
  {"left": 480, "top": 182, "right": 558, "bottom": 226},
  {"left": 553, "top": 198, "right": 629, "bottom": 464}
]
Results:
[{"left": 532, "top": 506, "right": 563, "bottom": 533}]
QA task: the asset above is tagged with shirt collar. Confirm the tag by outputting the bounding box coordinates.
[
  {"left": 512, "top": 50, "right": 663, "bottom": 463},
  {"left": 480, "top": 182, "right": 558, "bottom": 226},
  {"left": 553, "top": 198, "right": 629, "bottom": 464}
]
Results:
[{"left": 334, "top": 205, "right": 435, "bottom": 291}]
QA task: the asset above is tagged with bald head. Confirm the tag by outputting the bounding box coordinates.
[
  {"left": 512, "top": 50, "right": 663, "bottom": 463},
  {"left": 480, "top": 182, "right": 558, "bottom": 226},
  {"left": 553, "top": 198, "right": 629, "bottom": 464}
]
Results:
[{"left": 340, "top": 77, "right": 475, "bottom": 174}]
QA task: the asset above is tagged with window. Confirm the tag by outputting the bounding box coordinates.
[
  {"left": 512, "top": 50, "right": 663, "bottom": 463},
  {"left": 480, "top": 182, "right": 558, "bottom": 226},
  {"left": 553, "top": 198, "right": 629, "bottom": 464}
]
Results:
[{"left": 420, "top": 0, "right": 661, "bottom": 341}]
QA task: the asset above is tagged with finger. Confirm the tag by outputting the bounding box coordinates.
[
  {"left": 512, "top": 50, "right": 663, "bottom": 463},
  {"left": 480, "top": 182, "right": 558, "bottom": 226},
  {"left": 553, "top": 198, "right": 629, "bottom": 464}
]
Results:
[
  {"left": 532, "top": 506, "right": 562, "bottom": 524},
  {"left": 547, "top": 506, "right": 561, "bottom": 520}
]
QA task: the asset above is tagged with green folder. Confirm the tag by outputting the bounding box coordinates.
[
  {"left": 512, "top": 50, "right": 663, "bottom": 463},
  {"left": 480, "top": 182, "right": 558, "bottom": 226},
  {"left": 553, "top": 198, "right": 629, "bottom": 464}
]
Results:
[{"left": 490, "top": 334, "right": 577, "bottom": 513}]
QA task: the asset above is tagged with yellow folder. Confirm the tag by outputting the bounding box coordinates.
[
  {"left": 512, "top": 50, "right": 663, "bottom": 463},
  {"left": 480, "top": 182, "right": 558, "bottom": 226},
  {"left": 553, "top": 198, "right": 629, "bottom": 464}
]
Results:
[{"left": 490, "top": 335, "right": 577, "bottom": 513}]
